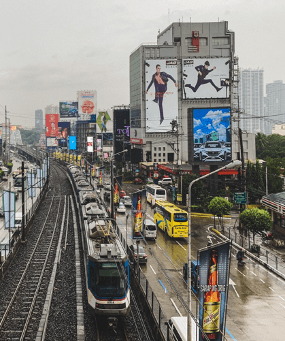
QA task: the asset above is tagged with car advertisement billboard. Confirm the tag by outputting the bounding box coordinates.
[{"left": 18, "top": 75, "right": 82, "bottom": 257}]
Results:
[
  {"left": 77, "top": 90, "right": 97, "bottom": 115},
  {"left": 193, "top": 108, "right": 231, "bottom": 162},
  {"left": 69, "top": 136, "right": 77, "bottom": 150},
  {"left": 145, "top": 59, "right": 178, "bottom": 132},
  {"left": 59, "top": 101, "right": 78, "bottom": 118},
  {"left": 132, "top": 189, "right": 146, "bottom": 239},
  {"left": 45, "top": 114, "right": 59, "bottom": 137},
  {"left": 198, "top": 242, "right": 230, "bottom": 341},
  {"left": 57, "top": 122, "right": 70, "bottom": 147},
  {"left": 183, "top": 58, "right": 230, "bottom": 99}
]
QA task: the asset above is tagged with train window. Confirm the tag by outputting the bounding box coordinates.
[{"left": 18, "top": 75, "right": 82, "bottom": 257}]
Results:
[{"left": 90, "top": 264, "right": 95, "bottom": 291}]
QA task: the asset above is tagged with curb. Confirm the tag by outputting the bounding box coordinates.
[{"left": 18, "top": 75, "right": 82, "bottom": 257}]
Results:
[{"left": 211, "top": 227, "right": 285, "bottom": 281}]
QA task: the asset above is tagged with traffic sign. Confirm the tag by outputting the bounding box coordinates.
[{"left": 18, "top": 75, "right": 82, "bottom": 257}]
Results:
[{"left": 234, "top": 192, "right": 246, "bottom": 204}]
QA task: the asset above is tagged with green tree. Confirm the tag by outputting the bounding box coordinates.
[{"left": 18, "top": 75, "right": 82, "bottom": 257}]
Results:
[
  {"left": 239, "top": 208, "right": 272, "bottom": 243},
  {"left": 246, "top": 160, "right": 266, "bottom": 203},
  {"left": 208, "top": 197, "right": 233, "bottom": 230},
  {"left": 19, "top": 128, "right": 41, "bottom": 146},
  {"left": 255, "top": 133, "right": 268, "bottom": 158}
]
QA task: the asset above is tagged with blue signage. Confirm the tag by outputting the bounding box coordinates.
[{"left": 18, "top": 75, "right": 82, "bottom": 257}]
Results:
[{"left": 69, "top": 136, "right": 77, "bottom": 150}]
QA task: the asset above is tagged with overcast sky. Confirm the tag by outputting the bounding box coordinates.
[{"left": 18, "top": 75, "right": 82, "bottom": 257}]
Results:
[{"left": 0, "top": 0, "right": 283, "bottom": 127}]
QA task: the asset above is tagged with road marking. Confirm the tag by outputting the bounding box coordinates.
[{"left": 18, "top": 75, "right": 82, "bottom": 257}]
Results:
[
  {"left": 150, "top": 265, "right": 156, "bottom": 275},
  {"left": 225, "top": 327, "right": 238, "bottom": 341},
  {"left": 231, "top": 253, "right": 235, "bottom": 257},
  {"left": 229, "top": 279, "right": 239, "bottom": 298},
  {"left": 179, "top": 272, "right": 183, "bottom": 276},
  {"left": 250, "top": 271, "right": 257, "bottom": 276},
  {"left": 170, "top": 298, "right": 182, "bottom": 316},
  {"left": 156, "top": 243, "right": 162, "bottom": 250},
  {"left": 245, "top": 265, "right": 249, "bottom": 270},
  {"left": 235, "top": 268, "right": 246, "bottom": 277},
  {"left": 146, "top": 213, "right": 154, "bottom": 221},
  {"left": 280, "top": 303, "right": 285, "bottom": 309},
  {"left": 176, "top": 241, "right": 186, "bottom": 251},
  {"left": 232, "top": 285, "right": 239, "bottom": 298},
  {"left": 269, "top": 287, "right": 275, "bottom": 292},
  {"left": 164, "top": 252, "right": 172, "bottom": 262},
  {"left": 158, "top": 279, "right": 167, "bottom": 293},
  {"left": 280, "top": 296, "right": 285, "bottom": 301},
  {"left": 260, "top": 279, "right": 265, "bottom": 283}
]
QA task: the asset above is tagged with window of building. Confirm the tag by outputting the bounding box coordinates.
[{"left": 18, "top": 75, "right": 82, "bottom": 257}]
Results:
[
  {"left": 158, "top": 153, "right": 161, "bottom": 157},
  {"left": 163, "top": 159, "right": 165, "bottom": 162},
  {"left": 154, "top": 159, "right": 157, "bottom": 162},
  {"left": 212, "top": 37, "right": 229, "bottom": 46},
  {"left": 154, "top": 147, "right": 156, "bottom": 151},
  {"left": 163, "top": 147, "right": 165, "bottom": 151},
  {"left": 158, "top": 147, "right": 161, "bottom": 151},
  {"left": 185, "top": 37, "right": 208, "bottom": 46},
  {"left": 144, "top": 49, "right": 150, "bottom": 58},
  {"left": 163, "top": 153, "right": 165, "bottom": 157},
  {"left": 159, "top": 159, "right": 161, "bottom": 162},
  {"left": 154, "top": 153, "right": 156, "bottom": 157}
]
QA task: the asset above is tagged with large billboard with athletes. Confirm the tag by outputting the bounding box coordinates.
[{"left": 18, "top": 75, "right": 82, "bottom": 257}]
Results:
[
  {"left": 145, "top": 59, "right": 178, "bottom": 132},
  {"left": 183, "top": 58, "right": 230, "bottom": 99}
]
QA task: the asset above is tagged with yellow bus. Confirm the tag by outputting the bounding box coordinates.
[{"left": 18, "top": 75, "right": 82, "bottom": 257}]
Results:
[{"left": 154, "top": 200, "right": 188, "bottom": 238}]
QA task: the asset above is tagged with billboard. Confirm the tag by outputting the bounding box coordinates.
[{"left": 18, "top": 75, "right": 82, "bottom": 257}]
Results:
[
  {"left": 46, "top": 137, "right": 58, "bottom": 147},
  {"left": 87, "top": 136, "right": 93, "bottom": 152},
  {"left": 193, "top": 108, "right": 231, "bottom": 162},
  {"left": 198, "top": 242, "right": 230, "bottom": 341},
  {"left": 132, "top": 189, "right": 146, "bottom": 239},
  {"left": 59, "top": 102, "right": 78, "bottom": 118},
  {"left": 113, "top": 108, "right": 130, "bottom": 162},
  {"left": 69, "top": 136, "right": 77, "bottom": 150},
  {"left": 45, "top": 114, "right": 59, "bottom": 137},
  {"left": 57, "top": 122, "right": 70, "bottom": 147},
  {"left": 77, "top": 90, "right": 97, "bottom": 115},
  {"left": 96, "top": 111, "right": 112, "bottom": 132},
  {"left": 183, "top": 58, "right": 230, "bottom": 99},
  {"left": 145, "top": 59, "right": 178, "bottom": 132},
  {"left": 3, "top": 190, "right": 16, "bottom": 229}
]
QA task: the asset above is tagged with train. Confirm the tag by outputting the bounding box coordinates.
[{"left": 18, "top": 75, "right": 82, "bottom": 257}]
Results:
[{"left": 68, "top": 164, "right": 131, "bottom": 317}]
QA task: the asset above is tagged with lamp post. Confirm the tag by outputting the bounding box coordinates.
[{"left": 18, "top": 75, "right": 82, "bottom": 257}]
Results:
[{"left": 187, "top": 160, "right": 242, "bottom": 341}]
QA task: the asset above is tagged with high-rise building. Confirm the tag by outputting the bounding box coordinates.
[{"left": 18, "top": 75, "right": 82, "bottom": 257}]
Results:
[
  {"left": 45, "top": 105, "right": 59, "bottom": 114},
  {"left": 238, "top": 68, "right": 264, "bottom": 134},
  {"left": 35, "top": 109, "right": 43, "bottom": 131},
  {"left": 265, "top": 80, "right": 285, "bottom": 135},
  {"left": 129, "top": 21, "right": 240, "bottom": 166}
]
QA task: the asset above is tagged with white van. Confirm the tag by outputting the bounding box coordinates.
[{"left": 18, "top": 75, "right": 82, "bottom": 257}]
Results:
[
  {"left": 15, "top": 212, "right": 22, "bottom": 229},
  {"left": 143, "top": 219, "right": 157, "bottom": 240},
  {"left": 158, "top": 177, "right": 172, "bottom": 186}
]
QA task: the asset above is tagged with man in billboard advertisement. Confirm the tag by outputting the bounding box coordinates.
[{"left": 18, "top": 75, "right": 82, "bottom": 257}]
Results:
[
  {"left": 59, "top": 102, "right": 79, "bottom": 118},
  {"left": 57, "top": 122, "right": 70, "bottom": 147},
  {"left": 45, "top": 114, "right": 59, "bottom": 137},
  {"left": 145, "top": 60, "right": 178, "bottom": 132},
  {"left": 198, "top": 242, "right": 230, "bottom": 341},
  {"left": 183, "top": 58, "right": 230, "bottom": 99},
  {"left": 97, "top": 111, "right": 111, "bottom": 132},
  {"left": 77, "top": 90, "right": 97, "bottom": 115},
  {"left": 193, "top": 108, "right": 231, "bottom": 162}
]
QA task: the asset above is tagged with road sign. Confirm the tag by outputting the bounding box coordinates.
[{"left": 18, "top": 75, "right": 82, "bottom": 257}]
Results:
[{"left": 234, "top": 192, "right": 246, "bottom": 204}]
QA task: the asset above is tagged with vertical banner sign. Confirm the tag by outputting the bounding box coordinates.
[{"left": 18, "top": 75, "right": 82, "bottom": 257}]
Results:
[
  {"left": 132, "top": 190, "right": 146, "bottom": 239},
  {"left": 199, "top": 242, "right": 230, "bottom": 341},
  {"left": 113, "top": 181, "right": 119, "bottom": 206},
  {"left": 87, "top": 136, "right": 93, "bottom": 152},
  {"left": 81, "top": 157, "right": 84, "bottom": 168},
  {"left": 3, "top": 190, "right": 16, "bottom": 229}
]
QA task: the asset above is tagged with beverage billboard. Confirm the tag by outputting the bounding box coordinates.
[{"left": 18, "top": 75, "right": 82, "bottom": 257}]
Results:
[
  {"left": 77, "top": 90, "right": 97, "bottom": 115},
  {"left": 132, "top": 189, "right": 146, "bottom": 239},
  {"left": 183, "top": 58, "right": 230, "bottom": 99},
  {"left": 198, "top": 242, "right": 230, "bottom": 341},
  {"left": 193, "top": 108, "right": 231, "bottom": 163},
  {"left": 57, "top": 122, "right": 70, "bottom": 147},
  {"left": 145, "top": 59, "right": 178, "bottom": 132},
  {"left": 45, "top": 114, "right": 59, "bottom": 137},
  {"left": 59, "top": 102, "right": 78, "bottom": 118}
]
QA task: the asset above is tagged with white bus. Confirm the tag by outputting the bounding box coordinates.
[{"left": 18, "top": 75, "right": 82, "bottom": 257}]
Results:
[
  {"left": 168, "top": 317, "right": 187, "bottom": 341},
  {"left": 145, "top": 184, "right": 167, "bottom": 208}
]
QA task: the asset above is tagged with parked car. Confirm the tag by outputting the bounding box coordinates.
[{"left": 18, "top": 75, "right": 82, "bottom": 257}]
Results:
[
  {"left": 146, "top": 177, "right": 153, "bottom": 184},
  {"left": 120, "top": 190, "right": 126, "bottom": 198},
  {"left": 129, "top": 244, "right": 147, "bottom": 264},
  {"left": 133, "top": 178, "right": 143, "bottom": 184},
  {"left": 158, "top": 177, "right": 172, "bottom": 186},
  {"left": 116, "top": 202, "right": 126, "bottom": 214},
  {"left": 121, "top": 195, "right": 132, "bottom": 207},
  {"left": 77, "top": 180, "right": 91, "bottom": 187}
]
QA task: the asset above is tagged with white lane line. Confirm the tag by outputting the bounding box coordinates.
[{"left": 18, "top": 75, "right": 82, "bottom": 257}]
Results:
[
  {"left": 156, "top": 243, "right": 162, "bottom": 250},
  {"left": 170, "top": 298, "right": 182, "bottom": 317},
  {"left": 179, "top": 272, "right": 183, "bottom": 276},
  {"left": 232, "top": 285, "right": 240, "bottom": 298},
  {"left": 150, "top": 265, "right": 156, "bottom": 275},
  {"left": 260, "top": 279, "right": 265, "bottom": 283},
  {"left": 235, "top": 268, "right": 246, "bottom": 277},
  {"left": 176, "top": 241, "right": 187, "bottom": 251},
  {"left": 250, "top": 271, "right": 257, "bottom": 276},
  {"left": 245, "top": 265, "right": 249, "bottom": 270},
  {"left": 231, "top": 253, "right": 235, "bottom": 258},
  {"left": 269, "top": 287, "right": 275, "bottom": 292},
  {"left": 280, "top": 303, "right": 285, "bottom": 309},
  {"left": 146, "top": 213, "right": 154, "bottom": 221},
  {"left": 279, "top": 296, "right": 285, "bottom": 301}
]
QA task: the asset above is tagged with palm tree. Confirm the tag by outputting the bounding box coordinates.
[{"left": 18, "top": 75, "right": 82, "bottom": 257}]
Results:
[{"left": 255, "top": 133, "right": 268, "bottom": 158}]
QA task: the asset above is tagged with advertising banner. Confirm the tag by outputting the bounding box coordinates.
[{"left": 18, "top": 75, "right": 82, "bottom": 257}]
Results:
[
  {"left": 99, "top": 168, "right": 104, "bottom": 188},
  {"left": 27, "top": 173, "right": 36, "bottom": 197},
  {"left": 193, "top": 108, "right": 231, "bottom": 163},
  {"left": 96, "top": 139, "right": 102, "bottom": 152},
  {"left": 59, "top": 101, "right": 78, "bottom": 118},
  {"left": 37, "top": 168, "right": 43, "bottom": 188},
  {"left": 3, "top": 190, "right": 16, "bottom": 229},
  {"left": 132, "top": 189, "right": 146, "bottom": 239},
  {"left": 198, "top": 242, "right": 230, "bottom": 341},
  {"left": 57, "top": 122, "right": 70, "bottom": 147},
  {"left": 183, "top": 58, "right": 230, "bottom": 99},
  {"left": 46, "top": 137, "right": 58, "bottom": 147},
  {"left": 97, "top": 111, "right": 112, "bottom": 133},
  {"left": 77, "top": 90, "right": 97, "bottom": 115},
  {"left": 69, "top": 136, "right": 77, "bottom": 150},
  {"left": 113, "top": 181, "right": 119, "bottom": 206},
  {"left": 145, "top": 59, "right": 178, "bottom": 132},
  {"left": 45, "top": 114, "right": 59, "bottom": 137},
  {"left": 87, "top": 136, "right": 93, "bottom": 153}
]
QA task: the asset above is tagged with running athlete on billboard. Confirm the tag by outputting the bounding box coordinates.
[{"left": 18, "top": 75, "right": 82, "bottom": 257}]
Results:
[
  {"left": 185, "top": 61, "right": 222, "bottom": 93},
  {"left": 146, "top": 64, "right": 178, "bottom": 125}
]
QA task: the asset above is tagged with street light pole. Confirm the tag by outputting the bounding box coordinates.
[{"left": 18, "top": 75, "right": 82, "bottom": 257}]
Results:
[{"left": 187, "top": 160, "right": 242, "bottom": 341}]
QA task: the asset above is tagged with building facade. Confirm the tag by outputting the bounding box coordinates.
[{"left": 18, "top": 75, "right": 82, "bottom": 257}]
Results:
[
  {"left": 238, "top": 68, "right": 264, "bottom": 134},
  {"left": 35, "top": 109, "right": 43, "bottom": 131},
  {"left": 129, "top": 21, "right": 241, "bottom": 170},
  {"left": 266, "top": 80, "right": 285, "bottom": 135}
]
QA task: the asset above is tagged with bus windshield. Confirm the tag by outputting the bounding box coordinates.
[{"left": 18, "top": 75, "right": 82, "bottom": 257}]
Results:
[
  {"left": 156, "top": 189, "right": 166, "bottom": 196},
  {"left": 174, "top": 213, "right": 187, "bottom": 222}
]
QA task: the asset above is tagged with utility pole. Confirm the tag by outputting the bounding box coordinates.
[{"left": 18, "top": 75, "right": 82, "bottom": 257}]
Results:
[{"left": 21, "top": 161, "right": 25, "bottom": 242}]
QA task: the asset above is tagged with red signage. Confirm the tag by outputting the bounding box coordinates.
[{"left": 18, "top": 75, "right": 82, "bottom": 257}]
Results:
[{"left": 45, "top": 114, "right": 59, "bottom": 137}]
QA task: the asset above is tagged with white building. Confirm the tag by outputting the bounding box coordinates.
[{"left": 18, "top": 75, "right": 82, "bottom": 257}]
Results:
[{"left": 266, "top": 80, "right": 285, "bottom": 135}]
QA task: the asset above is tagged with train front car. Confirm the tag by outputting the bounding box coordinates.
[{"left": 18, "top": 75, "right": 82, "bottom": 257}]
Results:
[{"left": 86, "top": 219, "right": 130, "bottom": 316}]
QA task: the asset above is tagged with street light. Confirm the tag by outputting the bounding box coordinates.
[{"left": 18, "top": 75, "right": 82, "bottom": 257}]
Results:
[{"left": 187, "top": 160, "right": 242, "bottom": 341}]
